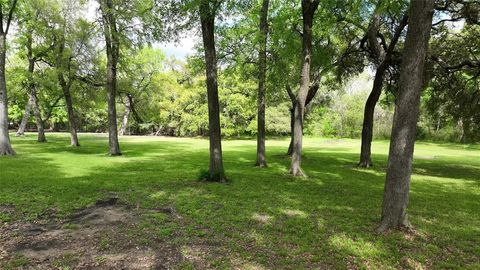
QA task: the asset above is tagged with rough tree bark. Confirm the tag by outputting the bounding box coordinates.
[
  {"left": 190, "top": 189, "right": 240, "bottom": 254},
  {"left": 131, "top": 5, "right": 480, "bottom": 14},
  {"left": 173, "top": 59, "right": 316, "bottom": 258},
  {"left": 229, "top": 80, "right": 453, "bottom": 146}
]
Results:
[
  {"left": 100, "top": 0, "right": 121, "bottom": 155},
  {"left": 200, "top": 0, "right": 226, "bottom": 182},
  {"left": 26, "top": 34, "right": 47, "bottom": 143},
  {"left": 16, "top": 98, "right": 33, "bottom": 136},
  {"left": 0, "top": 1, "right": 18, "bottom": 156},
  {"left": 286, "top": 82, "right": 319, "bottom": 156},
  {"left": 290, "top": 0, "right": 320, "bottom": 177},
  {"left": 358, "top": 14, "right": 408, "bottom": 167},
  {"left": 119, "top": 94, "right": 131, "bottom": 136},
  {"left": 55, "top": 36, "right": 80, "bottom": 147},
  {"left": 378, "top": 0, "right": 434, "bottom": 233},
  {"left": 255, "top": 0, "right": 269, "bottom": 167},
  {"left": 30, "top": 92, "right": 46, "bottom": 143}
]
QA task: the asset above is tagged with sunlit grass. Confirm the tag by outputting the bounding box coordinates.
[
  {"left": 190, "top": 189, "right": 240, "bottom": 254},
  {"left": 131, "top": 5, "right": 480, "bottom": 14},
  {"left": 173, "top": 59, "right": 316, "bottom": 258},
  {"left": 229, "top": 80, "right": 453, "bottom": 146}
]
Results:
[{"left": 1, "top": 133, "right": 479, "bottom": 269}]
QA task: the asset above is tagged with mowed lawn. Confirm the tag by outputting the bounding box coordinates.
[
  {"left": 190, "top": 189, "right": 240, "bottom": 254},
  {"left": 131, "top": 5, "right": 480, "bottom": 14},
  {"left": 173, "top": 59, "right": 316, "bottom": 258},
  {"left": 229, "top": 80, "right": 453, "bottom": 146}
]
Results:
[{"left": 1, "top": 133, "right": 479, "bottom": 269}]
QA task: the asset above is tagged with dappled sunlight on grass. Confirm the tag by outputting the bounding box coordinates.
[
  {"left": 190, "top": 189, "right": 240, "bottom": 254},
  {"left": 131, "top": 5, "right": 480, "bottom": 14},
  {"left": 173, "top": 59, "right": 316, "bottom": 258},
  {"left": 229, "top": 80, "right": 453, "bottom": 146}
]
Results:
[
  {"left": 1, "top": 133, "right": 479, "bottom": 268},
  {"left": 280, "top": 209, "right": 309, "bottom": 218},
  {"left": 329, "top": 233, "right": 385, "bottom": 260}
]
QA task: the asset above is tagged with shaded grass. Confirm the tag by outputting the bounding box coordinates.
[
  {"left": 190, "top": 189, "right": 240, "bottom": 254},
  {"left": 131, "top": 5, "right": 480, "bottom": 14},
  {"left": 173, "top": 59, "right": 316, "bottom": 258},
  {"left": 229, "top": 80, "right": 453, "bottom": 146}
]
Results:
[{"left": 1, "top": 133, "right": 479, "bottom": 269}]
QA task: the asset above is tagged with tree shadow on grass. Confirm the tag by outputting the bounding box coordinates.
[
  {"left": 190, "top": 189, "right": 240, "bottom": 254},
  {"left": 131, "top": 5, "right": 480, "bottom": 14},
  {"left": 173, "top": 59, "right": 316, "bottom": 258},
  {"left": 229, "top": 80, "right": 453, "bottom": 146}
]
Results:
[{"left": 2, "top": 136, "right": 479, "bottom": 269}]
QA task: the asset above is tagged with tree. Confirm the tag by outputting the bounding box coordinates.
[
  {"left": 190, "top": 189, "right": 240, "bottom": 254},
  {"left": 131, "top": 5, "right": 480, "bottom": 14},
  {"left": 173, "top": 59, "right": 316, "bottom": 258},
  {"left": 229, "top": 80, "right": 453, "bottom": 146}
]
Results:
[
  {"left": 99, "top": 0, "right": 122, "bottom": 155},
  {"left": 0, "top": 0, "right": 18, "bottom": 156},
  {"left": 358, "top": 8, "right": 408, "bottom": 167},
  {"left": 378, "top": 0, "right": 434, "bottom": 232},
  {"left": 117, "top": 47, "right": 165, "bottom": 135},
  {"left": 51, "top": 0, "right": 91, "bottom": 147},
  {"left": 14, "top": 0, "right": 58, "bottom": 142},
  {"left": 199, "top": 0, "right": 226, "bottom": 181},
  {"left": 97, "top": 0, "right": 167, "bottom": 154},
  {"left": 24, "top": 32, "right": 47, "bottom": 143},
  {"left": 255, "top": 0, "right": 269, "bottom": 167},
  {"left": 290, "top": 0, "right": 320, "bottom": 177},
  {"left": 286, "top": 81, "right": 318, "bottom": 156},
  {"left": 425, "top": 3, "right": 480, "bottom": 143}
]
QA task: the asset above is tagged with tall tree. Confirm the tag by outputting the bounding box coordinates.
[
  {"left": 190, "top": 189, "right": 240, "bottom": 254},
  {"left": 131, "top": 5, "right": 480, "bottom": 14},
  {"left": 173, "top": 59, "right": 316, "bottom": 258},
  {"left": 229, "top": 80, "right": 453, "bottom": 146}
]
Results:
[
  {"left": 55, "top": 32, "right": 80, "bottom": 147},
  {"left": 255, "top": 0, "right": 269, "bottom": 167},
  {"left": 378, "top": 0, "right": 434, "bottom": 232},
  {"left": 97, "top": 0, "right": 166, "bottom": 154},
  {"left": 358, "top": 11, "right": 408, "bottom": 167},
  {"left": 199, "top": 0, "right": 226, "bottom": 181},
  {"left": 25, "top": 33, "right": 47, "bottom": 143},
  {"left": 290, "top": 0, "right": 320, "bottom": 177},
  {"left": 15, "top": 0, "right": 57, "bottom": 139},
  {"left": 99, "top": 0, "right": 121, "bottom": 155},
  {"left": 0, "top": 0, "right": 18, "bottom": 156},
  {"left": 52, "top": 0, "right": 95, "bottom": 147}
]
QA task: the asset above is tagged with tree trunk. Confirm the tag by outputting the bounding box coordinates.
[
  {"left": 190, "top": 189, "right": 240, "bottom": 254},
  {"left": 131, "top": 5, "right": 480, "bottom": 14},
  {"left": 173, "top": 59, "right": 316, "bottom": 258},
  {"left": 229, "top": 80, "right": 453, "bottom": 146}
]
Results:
[
  {"left": 287, "top": 83, "right": 319, "bottom": 156},
  {"left": 31, "top": 91, "right": 46, "bottom": 143},
  {"left": 255, "top": 0, "right": 269, "bottom": 167},
  {"left": 26, "top": 36, "right": 47, "bottom": 143},
  {"left": 287, "top": 105, "right": 295, "bottom": 156},
  {"left": 200, "top": 0, "right": 226, "bottom": 182},
  {"left": 378, "top": 0, "right": 434, "bottom": 233},
  {"left": 100, "top": 0, "right": 121, "bottom": 156},
  {"left": 358, "top": 63, "right": 387, "bottom": 167},
  {"left": 16, "top": 97, "right": 33, "bottom": 136},
  {"left": 290, "top": 0, "right": 319, "bottom": 176},
  {"left": 460, "top": 117, "right": 470, "bottom": 144},
  {"left": 0, "top": 34, "right": 15, "bottom": 155},
  {"left": 55, "top": 35, "right": 80, "bottom": 147},
  {"left": 119, "top": 94, "right": 131, "bottom": 136},
  {"left": 64, "top": 87, "right": 80, "bottom": 146},
  {"left": 358, "top": 13, "right": 408, "bottom": 168}
]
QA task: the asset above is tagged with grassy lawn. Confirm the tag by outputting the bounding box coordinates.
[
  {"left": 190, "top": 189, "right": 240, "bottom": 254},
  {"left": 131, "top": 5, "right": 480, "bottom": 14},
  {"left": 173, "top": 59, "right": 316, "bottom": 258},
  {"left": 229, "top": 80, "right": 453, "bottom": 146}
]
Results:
[{"left": 1, "top": 133, "right": 479, "bottom": 269}]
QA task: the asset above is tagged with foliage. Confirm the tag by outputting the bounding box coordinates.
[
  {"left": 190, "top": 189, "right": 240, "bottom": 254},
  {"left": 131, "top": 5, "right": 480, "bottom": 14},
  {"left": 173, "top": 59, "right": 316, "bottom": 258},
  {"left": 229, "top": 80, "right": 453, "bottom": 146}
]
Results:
[{"left": 425, "top": 24, "right": 480, "bottom": 143}]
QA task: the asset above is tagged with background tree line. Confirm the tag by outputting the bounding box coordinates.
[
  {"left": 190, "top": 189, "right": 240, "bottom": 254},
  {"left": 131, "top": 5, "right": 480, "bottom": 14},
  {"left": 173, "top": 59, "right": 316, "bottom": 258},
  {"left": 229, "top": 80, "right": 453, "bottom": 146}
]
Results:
[{"left": 3, "top": 0, "right": 477, "bottom": 144}]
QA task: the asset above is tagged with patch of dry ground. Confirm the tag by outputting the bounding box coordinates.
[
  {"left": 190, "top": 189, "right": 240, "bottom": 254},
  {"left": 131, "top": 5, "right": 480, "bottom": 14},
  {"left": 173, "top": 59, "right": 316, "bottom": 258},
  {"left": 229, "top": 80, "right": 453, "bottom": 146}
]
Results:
[{"left": 0, "top": 199, "right": 184, "bottom": 269}]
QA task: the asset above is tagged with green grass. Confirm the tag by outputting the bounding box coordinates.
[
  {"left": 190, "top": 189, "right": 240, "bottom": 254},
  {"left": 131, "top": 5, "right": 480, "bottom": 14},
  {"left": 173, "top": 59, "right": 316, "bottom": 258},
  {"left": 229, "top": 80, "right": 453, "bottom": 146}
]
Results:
[{"left": 1, "top": 133, "right": 479, "bottom": 269}]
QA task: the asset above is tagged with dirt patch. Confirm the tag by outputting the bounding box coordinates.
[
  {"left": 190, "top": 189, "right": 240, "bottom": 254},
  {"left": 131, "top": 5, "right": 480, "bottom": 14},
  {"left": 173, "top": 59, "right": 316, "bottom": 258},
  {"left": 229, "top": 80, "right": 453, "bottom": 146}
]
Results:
[{"left": 0, "top": 198, "right": 184, "bottom": 269}]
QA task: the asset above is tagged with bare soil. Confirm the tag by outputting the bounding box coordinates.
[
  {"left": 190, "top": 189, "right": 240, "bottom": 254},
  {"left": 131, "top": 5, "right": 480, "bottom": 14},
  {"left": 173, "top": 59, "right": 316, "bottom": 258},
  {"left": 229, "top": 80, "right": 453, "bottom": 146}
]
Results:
[{"left": 0, "top": 199, "right": 185, "bottom": 269}]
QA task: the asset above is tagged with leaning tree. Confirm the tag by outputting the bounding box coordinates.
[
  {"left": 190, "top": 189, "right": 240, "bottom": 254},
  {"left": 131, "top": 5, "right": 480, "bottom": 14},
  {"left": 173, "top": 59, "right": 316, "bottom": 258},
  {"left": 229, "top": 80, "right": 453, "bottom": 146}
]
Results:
[
  {"left": 357, "top": 1, "right": 408, "bottom": 168},
  {"left": 0, "top": 0, "right": 18, "bottom": 156},
  {"left": 14, "top": 0, "right": 60, "bottom": 142},
  {"left": 378, "top": 0, "right": 435, "bottom": 232}
]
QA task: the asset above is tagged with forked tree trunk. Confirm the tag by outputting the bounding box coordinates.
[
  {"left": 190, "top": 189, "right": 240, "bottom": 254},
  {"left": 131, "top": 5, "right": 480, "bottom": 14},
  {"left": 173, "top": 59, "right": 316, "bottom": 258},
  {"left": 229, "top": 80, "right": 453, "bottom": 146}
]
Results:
[
  {"left": 358, "top": 14, "right": 407, "bottom": 168},
  {"left": 287, "top": 83, "right": 319, "bottom": 156},
  {"left": 0, "top": 34, "right": 15, "bottom": 156},
  {"left": 30, "top": 92, "right": 46, "bottom": 143},
  {"left": 200, "top": 0, "right": 226, "bottom": 182},
  {"left": 100, "top": 0, "right": 121, "bottom": 156},
  {"left": 56, "top": 37, "right": 80, "bottom": 147},
  {"left": 119, "top": 95, "right": 131, "bottom": 136},
  {"left": 255, "top": 0, "right": 269, "bottom": 167},
  {"left": 378, "top": 0, "right": 434, "bottom": 233},
  {"left": 290, "top": 0, "right": 320, "bottom": 176},
  {"left": 16, "top": 98, "right": 33, "bottom": 136}
]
